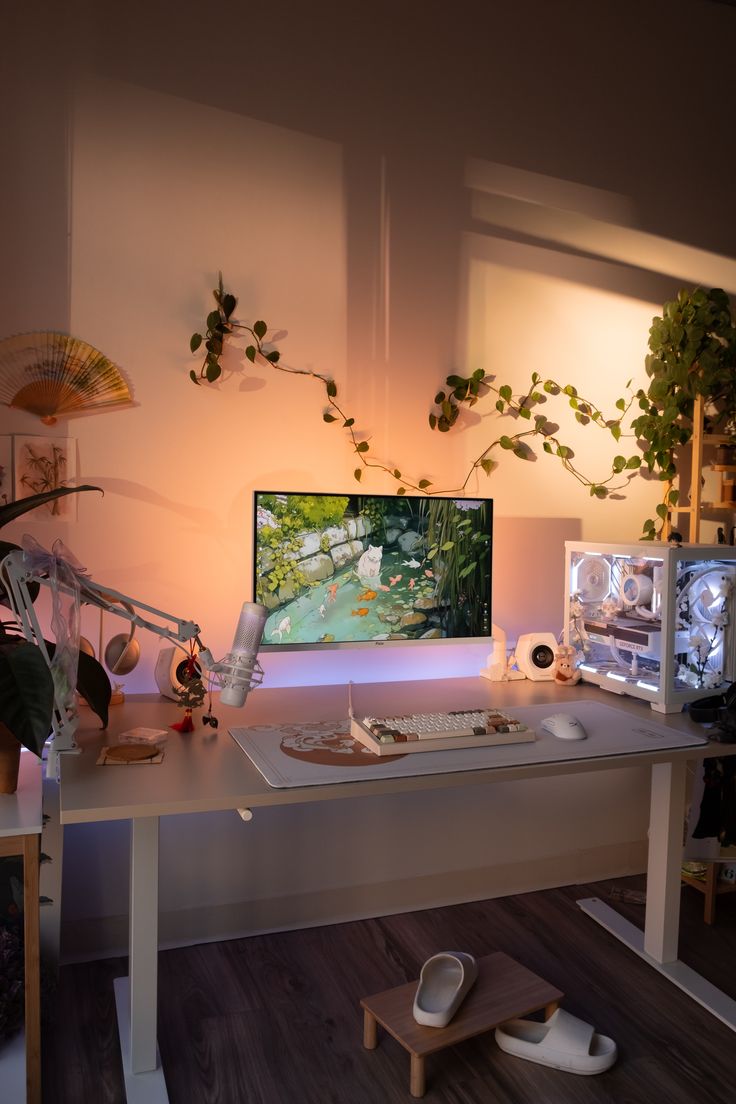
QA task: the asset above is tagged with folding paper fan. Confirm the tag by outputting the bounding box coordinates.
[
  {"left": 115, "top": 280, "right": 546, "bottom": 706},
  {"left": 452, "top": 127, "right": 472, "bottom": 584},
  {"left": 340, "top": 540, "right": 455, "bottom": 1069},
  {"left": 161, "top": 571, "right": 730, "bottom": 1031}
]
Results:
[{"left": 0, "top": 332, "right": 132, "bottom": 424}]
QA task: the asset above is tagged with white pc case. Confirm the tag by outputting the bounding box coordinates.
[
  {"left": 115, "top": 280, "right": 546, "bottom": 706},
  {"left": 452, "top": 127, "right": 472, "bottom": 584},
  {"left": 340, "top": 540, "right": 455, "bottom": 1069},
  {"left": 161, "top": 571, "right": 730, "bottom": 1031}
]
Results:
[{"left": 564, "top": 541, "right": 736, "bottom": 713}]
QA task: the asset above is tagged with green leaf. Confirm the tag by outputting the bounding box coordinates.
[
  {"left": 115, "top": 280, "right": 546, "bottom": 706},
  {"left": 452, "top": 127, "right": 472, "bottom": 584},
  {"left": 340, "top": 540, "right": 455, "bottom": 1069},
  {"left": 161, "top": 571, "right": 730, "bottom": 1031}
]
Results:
[
  {"left": 397, "top": 487, "right": 406, "bottom": 496},
  {"left": 518, "top": 406, "right": 531, "bottom": 419},
  {"left": 266, "top": 350, "right": 280, "bottom": 363},
  {"left": 446, "top": 374, "right": 467, "bottom": 387},
  {"left": 393, "top": 469, "right": 401, "bottom": 478},
  {"left": 427, "top": 547, "right": 438, "bottom": 560},
  {"left": 542, "top": 441, "right": 553, "bottom": 453},
  {"left": 563, "top": 385, "right": 578, "bottom": 397},
  {"left": 356, "top": 441, "right": 369, "bottom": 453},
  {"left": 205, "top": 362, "right": 221, "bottom": 383},
  {"left": 495, "top": 399, "right": 505, "bottom": 412},
  {"left": 668, "top": 489, "right": 680, "bottom": 506},
  {"left": 615, "top": 398, "right": 626, "bottom": 411},
  {"left": 440, "top": 541, "right": 455, "bottom": 551},
  {"left": 343, "top": 418, "right": 355, "bottom": 428},
  {"left": 418, "top": 479, "right": 431, "bottom": 488},
  {"left": 656, "top": 502, "right": 669, "bottom": 520},
  {"left": 253, "top": 320, "right": 268, "bottom": 340},
  {"left": 556, "top": 445, "right": 572, "bottom": 459},
  {"left": 0, "top": 641, "right": 55, "bottom": 755},
  {"left": 428, "top": 413, "right": 437, "bottom": 429},
  {"left": 0, "top": 486, "right": 103, "bottom": 532},
  {"left": 626, "top": 456, "right": 641, "bottom": 469},
  {"left": 354, "top": 468, "right": 362, "bottom": 482},
  {"left": 499, "top": 385, "right": 512, "bottom": 401},
  {"left": 458, "top": 563, "right": 476, "bottom": 579},
  {"left": 326, "top": 379, "right": 337, "bottom": 398},
  {"left": 434, "top": 391, "right": 446, "bottom": 404},
  {"left": 499, "top": 436, "right": 515, "bottom": 449},
  {"left": 245, "top": 345, "right": 257, "bottom": 362},
  {"left": 480, "top": 458, "right": 494, "bottom": 474},
  {"left": 610, "top": 424, "right": 622, "bottom": 441},
  {"left": 190, "top": 333, "right": 203, "bottom": 353},
  {"left": 189, "top": 370, "right": 199, "bottom": 385},
  {"left": 206, "top": 310, "right": 220, "bottom": 331},
  {"left": 222, "top": 293, "right": 237, "bottom": 318},
  {"left": 323, "top": 412, "right": 337, "bottom": 422}
]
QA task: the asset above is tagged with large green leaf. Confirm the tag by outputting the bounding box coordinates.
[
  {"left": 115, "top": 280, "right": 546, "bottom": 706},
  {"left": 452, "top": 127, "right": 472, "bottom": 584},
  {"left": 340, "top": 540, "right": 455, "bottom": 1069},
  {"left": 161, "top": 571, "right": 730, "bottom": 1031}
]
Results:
[
  {"left": 0, "top": 640, "right": 55, "bottom": 756},
  {"left": 46, "top": 641, "right": 111, "bottom": 728},
  {"left": 0, "top": 485, "right": 102, "bottom": 530}
]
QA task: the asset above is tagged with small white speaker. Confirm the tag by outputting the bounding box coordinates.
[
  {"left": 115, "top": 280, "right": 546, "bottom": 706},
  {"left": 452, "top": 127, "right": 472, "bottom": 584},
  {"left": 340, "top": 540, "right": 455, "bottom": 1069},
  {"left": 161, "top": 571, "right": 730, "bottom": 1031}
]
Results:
[
  {"left": 154, "top": 647, "right": 202, "bottom": 701},
  {"left": 514, "top": 633, "right": 559, "bottom": 680}
]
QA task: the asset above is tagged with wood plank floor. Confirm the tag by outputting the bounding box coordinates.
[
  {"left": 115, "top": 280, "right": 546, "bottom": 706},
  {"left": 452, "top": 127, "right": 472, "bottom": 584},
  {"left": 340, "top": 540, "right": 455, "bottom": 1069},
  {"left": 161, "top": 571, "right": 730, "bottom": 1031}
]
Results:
[{"left": 41, "top": 875, "right": 736, "bottom": 1103}]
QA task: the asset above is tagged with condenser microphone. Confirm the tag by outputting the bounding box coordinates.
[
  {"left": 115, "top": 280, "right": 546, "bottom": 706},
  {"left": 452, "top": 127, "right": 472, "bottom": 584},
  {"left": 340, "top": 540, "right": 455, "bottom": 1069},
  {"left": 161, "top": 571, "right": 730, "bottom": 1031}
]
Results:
[{"left": 202, "top": 601, "right": 268, "bottom": 708}]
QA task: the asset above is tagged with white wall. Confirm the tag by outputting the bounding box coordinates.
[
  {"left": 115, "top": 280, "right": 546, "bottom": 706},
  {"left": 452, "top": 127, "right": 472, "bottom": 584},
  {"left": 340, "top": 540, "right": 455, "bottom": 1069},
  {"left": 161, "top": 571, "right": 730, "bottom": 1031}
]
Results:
[{"left": 4, "top": 0, "right": 736, "bottom": 958}]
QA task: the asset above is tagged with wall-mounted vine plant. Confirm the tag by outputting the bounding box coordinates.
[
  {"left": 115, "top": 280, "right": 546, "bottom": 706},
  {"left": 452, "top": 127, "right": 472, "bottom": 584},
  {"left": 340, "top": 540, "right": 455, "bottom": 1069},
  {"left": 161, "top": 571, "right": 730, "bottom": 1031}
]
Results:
[{"left": 191, "top": 276, "right": 736, "bottom": 538}]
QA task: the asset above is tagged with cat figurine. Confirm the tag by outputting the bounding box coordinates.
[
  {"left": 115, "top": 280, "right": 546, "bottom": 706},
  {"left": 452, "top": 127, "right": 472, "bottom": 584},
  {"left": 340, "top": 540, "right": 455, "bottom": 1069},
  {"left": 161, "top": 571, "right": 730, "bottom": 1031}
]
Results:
[{"left": 356, "top": 544, "right": 383, "bottom": 581}]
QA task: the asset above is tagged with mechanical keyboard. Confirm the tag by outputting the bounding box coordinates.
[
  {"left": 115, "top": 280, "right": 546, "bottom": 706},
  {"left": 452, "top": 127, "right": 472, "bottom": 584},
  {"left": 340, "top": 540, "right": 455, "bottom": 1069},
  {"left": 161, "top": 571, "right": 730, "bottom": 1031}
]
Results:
[{"left": 350, "top": 708, "right": 535, "bottom": 756}]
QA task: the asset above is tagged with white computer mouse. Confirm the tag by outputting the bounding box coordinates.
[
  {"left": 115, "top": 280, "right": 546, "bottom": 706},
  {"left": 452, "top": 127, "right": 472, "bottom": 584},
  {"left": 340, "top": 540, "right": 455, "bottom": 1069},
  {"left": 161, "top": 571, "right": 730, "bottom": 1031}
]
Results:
[{"left": 540, "top": 713, "right": 588, "bottom": 740}]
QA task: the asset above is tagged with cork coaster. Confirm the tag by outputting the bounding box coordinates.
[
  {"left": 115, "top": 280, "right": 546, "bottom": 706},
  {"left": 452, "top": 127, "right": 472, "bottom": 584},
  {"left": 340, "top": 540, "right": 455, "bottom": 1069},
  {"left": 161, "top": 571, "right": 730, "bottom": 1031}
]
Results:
[{"left": 97, "top": 744, "right": 164, "bottom": 765}]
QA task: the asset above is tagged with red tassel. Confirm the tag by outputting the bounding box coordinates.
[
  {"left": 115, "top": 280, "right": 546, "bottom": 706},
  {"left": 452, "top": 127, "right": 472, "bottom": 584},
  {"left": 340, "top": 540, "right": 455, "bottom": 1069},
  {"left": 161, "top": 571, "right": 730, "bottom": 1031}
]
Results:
[{"left": 171, "top": 709, "right": 195, "bottom": 733}]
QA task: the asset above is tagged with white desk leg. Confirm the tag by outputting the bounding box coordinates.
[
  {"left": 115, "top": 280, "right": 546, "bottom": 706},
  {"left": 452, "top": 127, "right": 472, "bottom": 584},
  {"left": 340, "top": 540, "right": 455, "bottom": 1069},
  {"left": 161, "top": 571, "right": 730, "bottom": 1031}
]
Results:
[
  {"left": 112, "top": 815, "right": 169, "bottom": 1103},
  {"left": 643, "top": 759, "right": 686, "bottom": 963},
  {"left": 129, "top": 815, "right": 160, "bottom": 1072},
  {"left": 579, "top": 756, "right": 736, "bottom": 1032}
]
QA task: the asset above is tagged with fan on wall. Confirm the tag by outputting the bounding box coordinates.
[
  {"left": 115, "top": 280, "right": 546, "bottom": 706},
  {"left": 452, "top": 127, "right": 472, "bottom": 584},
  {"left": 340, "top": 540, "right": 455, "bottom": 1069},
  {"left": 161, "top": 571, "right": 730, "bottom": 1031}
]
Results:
[{"left": 0, "top": 332, "right": 133, "bottom": 424}]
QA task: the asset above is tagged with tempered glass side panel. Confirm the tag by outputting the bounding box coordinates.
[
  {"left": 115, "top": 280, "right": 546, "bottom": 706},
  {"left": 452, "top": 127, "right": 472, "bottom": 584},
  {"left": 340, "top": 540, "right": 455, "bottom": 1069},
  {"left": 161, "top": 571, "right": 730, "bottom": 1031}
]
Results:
[{"left": 568, "top": 548, "right": 667, "bottom": 694}]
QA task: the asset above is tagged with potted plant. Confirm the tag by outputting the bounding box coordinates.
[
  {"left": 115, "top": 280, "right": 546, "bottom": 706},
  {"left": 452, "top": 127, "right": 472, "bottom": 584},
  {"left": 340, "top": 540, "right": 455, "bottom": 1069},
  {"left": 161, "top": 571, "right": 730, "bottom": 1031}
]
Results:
[
  {"left": 631, "top": 287, "right": 736, "bottom": 538},
  {"left": 0, "top": 486, "right": 111, "bottom": 792}
]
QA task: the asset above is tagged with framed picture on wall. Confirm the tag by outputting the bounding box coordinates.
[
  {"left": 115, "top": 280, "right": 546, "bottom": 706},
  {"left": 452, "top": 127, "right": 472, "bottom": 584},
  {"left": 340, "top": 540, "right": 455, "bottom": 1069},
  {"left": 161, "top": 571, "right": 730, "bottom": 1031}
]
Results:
[
  {"left": 0, "top": 436, "right": 12, "bottom": 506},
  {"left": 13, "top": 435, "right": 77, "bottom": 518}
]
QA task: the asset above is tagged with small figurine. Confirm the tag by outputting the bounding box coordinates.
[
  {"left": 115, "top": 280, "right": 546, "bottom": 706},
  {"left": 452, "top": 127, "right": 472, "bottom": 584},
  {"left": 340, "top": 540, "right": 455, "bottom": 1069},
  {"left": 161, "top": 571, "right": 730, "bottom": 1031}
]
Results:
[
  {"left": 668, "top": 531, "right": 683, "bottom": 546},
  {"left": 718, "top": 527, "right": 726, "bottom": 545},
  {"left": 554, "top": 644, "right": 581, "bottom": 686}
]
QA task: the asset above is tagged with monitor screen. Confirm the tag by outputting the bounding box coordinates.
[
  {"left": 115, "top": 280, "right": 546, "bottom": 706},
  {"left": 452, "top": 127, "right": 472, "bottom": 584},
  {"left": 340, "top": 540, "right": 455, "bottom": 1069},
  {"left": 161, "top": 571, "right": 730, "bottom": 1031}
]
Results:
[{"left": 253, "top": 491, "right": 492, "bottom": 649}]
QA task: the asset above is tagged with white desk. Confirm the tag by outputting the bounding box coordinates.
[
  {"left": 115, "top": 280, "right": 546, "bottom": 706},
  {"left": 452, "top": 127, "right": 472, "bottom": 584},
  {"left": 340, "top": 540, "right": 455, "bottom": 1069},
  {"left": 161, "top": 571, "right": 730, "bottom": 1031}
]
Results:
[{"left": 59, "top": 677, "right": 736, "bottom": 1104}]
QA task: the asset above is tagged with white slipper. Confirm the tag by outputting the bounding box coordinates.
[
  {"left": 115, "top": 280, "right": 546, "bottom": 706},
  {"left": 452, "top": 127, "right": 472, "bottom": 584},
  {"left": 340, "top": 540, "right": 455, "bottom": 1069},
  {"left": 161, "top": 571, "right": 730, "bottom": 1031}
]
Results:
[
  {"left": 495, "top": 1008, "right": 617, "bottom": 1075},
  {"left": 412, "top": 952, "right": 478, "bottom": 1028}
]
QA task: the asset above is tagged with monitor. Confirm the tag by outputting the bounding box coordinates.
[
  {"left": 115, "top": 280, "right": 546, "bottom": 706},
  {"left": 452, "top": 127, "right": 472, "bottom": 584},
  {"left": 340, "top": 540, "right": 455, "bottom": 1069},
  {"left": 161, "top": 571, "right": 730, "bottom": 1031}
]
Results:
[{"left": 253, "top": 491, "right": 492, "bottom": 649}]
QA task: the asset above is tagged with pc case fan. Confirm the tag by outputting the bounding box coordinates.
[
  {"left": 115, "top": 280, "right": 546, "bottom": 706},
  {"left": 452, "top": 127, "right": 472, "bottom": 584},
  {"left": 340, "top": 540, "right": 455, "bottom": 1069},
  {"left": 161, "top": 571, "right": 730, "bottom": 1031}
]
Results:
[
  {"left": 0, "top": 331, "right": 132, "bottom": 424},
  {"left": 573, "top": 555, "right": 611, "bottom": 603}
]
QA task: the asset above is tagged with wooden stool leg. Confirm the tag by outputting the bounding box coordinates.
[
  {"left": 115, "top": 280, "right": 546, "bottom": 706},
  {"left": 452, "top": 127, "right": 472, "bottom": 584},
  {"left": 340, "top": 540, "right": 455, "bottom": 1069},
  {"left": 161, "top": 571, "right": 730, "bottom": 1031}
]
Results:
[
  {"left": 544, "top": 1000, "right": 559, "bottom": 1020},
  {"left": 703, "top": 863, "right": 717, "bottom": 925},
  {"left": 410, "top": 1054, "right": 425, "bottom": 1098},
  {"left": 363, "top": 1010, "right": 378, "bottom": 1049},
  {"left": 23, "top": 833, "right": 41, "bottom": 1104}
]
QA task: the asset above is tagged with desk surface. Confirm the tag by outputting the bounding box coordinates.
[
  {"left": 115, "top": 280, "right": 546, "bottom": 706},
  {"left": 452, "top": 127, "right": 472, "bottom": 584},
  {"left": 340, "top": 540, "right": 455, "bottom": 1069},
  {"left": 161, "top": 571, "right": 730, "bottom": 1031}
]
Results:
[{"left": 60, "top": 677, "right": 727, "bottom": 825}]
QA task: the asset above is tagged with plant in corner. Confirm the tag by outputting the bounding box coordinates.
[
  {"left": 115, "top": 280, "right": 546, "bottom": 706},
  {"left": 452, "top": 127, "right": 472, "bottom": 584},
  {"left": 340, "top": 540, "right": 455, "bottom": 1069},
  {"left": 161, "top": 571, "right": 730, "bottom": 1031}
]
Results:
[
  {"left": 630, "top": 287, "right": 736, "bottom": 539},
  {"left": 0, "top": 487, "right": 112, "bottom": 782}
]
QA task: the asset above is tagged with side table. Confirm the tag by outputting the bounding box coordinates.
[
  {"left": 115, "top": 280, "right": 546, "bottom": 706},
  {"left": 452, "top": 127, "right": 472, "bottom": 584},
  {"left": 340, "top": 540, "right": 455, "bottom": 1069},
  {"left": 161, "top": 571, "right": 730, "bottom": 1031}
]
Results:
[
  {"left": 0, "top": 753, "right": 43, "bottom": 1104},
  {"left": 361, "top": 951, "right": 563, "bottom": 1097}
]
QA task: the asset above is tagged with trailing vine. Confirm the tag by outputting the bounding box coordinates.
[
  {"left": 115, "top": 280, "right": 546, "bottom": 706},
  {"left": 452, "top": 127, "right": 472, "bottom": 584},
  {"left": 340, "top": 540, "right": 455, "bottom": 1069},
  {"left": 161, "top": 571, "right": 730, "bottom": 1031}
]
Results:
[{"left": 192, "top": 274, "right": 717, "bottom": 516}]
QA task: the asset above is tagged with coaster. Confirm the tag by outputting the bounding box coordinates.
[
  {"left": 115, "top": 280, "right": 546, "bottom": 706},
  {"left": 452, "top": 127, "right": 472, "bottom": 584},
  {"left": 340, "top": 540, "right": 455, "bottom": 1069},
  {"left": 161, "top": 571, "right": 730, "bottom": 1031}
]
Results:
[{"left": 97, "top": 744, "right": 165, "bottom": 766}]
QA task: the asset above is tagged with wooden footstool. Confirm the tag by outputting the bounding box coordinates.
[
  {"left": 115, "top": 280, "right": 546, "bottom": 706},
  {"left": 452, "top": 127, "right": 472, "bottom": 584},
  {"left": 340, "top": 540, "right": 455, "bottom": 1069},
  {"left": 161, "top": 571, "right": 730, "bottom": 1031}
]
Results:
[{"left": 361, "top": 951, "right": 563, "bottom": 1097}]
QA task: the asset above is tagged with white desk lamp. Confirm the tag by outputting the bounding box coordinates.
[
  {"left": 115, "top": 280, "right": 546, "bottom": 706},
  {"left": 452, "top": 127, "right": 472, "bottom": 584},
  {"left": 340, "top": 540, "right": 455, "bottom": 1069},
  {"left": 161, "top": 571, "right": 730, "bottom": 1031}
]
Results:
[{"left": 1, "top": 547, "right": 267, "bottom": 775}]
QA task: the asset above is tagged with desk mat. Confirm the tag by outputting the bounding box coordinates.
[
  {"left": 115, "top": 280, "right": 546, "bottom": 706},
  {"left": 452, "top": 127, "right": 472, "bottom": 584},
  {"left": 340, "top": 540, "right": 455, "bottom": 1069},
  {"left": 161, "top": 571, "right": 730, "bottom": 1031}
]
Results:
[{"left": 229, "top": 700, "right": 708, "bottom": 789}]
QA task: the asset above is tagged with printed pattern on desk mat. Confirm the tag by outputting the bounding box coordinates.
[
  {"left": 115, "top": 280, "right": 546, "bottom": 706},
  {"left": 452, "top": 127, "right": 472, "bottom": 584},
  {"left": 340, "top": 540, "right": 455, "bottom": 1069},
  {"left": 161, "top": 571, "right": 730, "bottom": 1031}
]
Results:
[{"left": 229, "top": 700, "right": 708, "bottom": 789}]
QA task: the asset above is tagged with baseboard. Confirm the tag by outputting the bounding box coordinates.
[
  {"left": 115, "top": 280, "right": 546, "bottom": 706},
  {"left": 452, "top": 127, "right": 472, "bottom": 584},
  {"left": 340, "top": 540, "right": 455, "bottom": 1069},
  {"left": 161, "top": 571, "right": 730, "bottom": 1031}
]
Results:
[{"left": 61, "top": 838, "right": 647, "bottom": 963}]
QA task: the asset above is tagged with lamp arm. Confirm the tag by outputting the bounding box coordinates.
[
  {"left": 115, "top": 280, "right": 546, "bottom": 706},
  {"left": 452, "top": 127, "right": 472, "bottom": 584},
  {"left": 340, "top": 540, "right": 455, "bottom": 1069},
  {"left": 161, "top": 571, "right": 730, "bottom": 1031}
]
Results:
[{"left": 1, "top": 549, "right": 209, "bottom": 772}]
